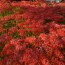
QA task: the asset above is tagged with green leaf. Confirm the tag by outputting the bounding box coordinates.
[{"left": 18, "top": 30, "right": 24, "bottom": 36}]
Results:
[
  {"left": 32, "top": 0, "right": 35, "bottom": 2},
  {"left": 0, "top": 56, "right": 5, "bottom": 60},
  {"left": 0, "top": 42, "right": 7, "bottom": 52},
  {"left": 2, "top": 19, "right": 16, "bottom": 29},
  {"left": 0, "top": 32, "right": 3, "bottom": 36},
  {"left": 0, "top": 46, "right": 4, "bottom": 52},
  {"left": 13, "top": 7, "right": 21, "bottom": 13},
  {"left": 26, "top": 32, "right": 33, "bottom": 37},
  {"left": 21, "top": 18, "right": 25, "bottom": 23},
  {"left": 12, "top": 32, "right": 20, "bottom": 39},
  {"left": 0, "top": 7, "right": 21, "bottom": 18},
  {"left": 0, "top": 10, "right": 13, "bottom": 18}
]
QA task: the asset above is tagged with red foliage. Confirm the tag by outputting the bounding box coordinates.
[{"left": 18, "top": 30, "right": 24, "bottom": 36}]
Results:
[{"left": 0, "top": 1, "right": 65, "bottom": 65}]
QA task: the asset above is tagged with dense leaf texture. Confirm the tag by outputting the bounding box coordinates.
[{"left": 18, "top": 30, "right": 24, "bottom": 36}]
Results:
[{"left": 0, "top": 1, "right": 65, "bottom": 65}]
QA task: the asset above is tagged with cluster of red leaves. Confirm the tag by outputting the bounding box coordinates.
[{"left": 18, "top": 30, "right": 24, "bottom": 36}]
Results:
[
  {"left": 0, "top": 1, "right": 65, "bottom": 65},
  {"left": 1, "top": 0, "right": 46, "bottom": 2}
]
